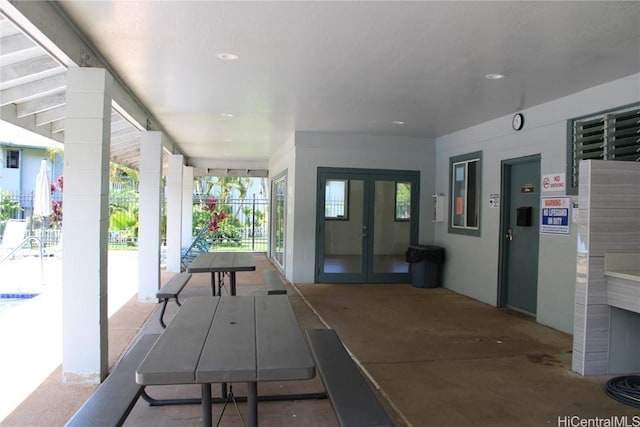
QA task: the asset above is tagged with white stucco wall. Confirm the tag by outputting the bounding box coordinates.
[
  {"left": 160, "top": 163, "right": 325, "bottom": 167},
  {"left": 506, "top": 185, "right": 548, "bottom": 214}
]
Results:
[
  {"left": 434, "top": 73, "right": 640, "bottom": 334},
  {"left": 287, "top": 132, "right": 436, "bottom": 284},
  {"left": 268, "top": 74, "right": 638, "bottom": 335}
]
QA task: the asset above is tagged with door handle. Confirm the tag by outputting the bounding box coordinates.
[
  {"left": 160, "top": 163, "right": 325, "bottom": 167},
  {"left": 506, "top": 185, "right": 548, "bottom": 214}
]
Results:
[{"left": 506, "top": 228, "right": 513, "bottom": 241}]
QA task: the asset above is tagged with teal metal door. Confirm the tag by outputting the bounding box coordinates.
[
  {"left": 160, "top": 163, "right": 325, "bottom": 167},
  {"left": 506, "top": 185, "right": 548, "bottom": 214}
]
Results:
[
  {"left": 316, "top": 168, "right": 419, "bottom": 283},
  {"left": 499, "top": 156, "right": 540, "bottom": 315}
]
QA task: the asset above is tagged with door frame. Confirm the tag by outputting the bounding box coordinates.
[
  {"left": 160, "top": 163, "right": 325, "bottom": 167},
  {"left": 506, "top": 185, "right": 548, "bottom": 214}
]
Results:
[
  {"left": 315, "top": 167, "right": 420, "bottom": 284},
  {"left": 497, "top": 154, "right": 541, "bottom": 308}
]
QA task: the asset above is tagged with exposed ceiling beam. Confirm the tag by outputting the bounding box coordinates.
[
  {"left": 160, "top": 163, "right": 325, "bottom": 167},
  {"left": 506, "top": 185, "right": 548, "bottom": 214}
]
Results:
[
  {"left": 50, "top": 119, "right": 64, "bottom": 133},
  {"left": 15, "top": 90, "right": 65, "bottom": 117},
  {"left": 1, "top": 103, "right": 56, "bottom": 141},
  {"left": 111, "top": 125, "right": 138, "bottom": 140},
  {"left": 0, "top": 55, "right": 63, "bottom": 89},
  {"left": 35, "top": 105, "right": 64, "bottom": 126},
  {"left": 2, "top": 0, "right": 182, "bottom": 156},
  {"left": 0, "top": 31, "right": 39, "bottom": 59},
  {"left": 0, "top": 72, "right": 66, "bottom": 106}
]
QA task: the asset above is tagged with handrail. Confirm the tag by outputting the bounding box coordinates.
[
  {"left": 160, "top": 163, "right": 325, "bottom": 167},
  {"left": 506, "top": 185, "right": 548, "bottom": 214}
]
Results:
[
  {"left": 181, "top": 224, "right": 210, "bottom": 264},
  {"left": 0, "top": 236, "right": 45, "bottom": 285}
]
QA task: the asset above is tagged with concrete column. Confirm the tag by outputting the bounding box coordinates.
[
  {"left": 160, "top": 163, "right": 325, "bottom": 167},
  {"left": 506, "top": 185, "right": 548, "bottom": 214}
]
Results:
[
  {"left": 62, "top": 68, "right": 112, "bottom": 384},
  {"left": 138, "top": 132, "right": 163, "bottom": 302},
  {"left": 182, "top": 166, "right": 194, "bottom": 248},
  {"left": 166, "top": 154, "right": 184, "bottom": 272}
]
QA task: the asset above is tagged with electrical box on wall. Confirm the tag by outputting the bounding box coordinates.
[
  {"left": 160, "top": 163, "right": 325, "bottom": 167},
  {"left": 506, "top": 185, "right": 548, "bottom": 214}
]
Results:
[{"left": 432, "top": 193, "right": 445, "bottom": 222}]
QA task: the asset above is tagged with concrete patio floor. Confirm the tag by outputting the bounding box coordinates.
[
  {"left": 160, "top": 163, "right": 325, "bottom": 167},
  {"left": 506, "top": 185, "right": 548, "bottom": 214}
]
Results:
[{"left": 1, "top": 253, "right": 637, "bottom": 427}]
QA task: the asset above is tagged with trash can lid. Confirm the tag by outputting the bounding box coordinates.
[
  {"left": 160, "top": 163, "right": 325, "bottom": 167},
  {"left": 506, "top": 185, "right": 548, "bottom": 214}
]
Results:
[{"left": 405, "top": 245, "right": 445, "bottom": 263}]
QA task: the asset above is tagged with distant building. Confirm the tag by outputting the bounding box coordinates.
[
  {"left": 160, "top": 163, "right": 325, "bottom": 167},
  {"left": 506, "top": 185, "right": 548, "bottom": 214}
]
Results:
[{"left": 0, "top": 122, "right": 63, "bottom": 218}]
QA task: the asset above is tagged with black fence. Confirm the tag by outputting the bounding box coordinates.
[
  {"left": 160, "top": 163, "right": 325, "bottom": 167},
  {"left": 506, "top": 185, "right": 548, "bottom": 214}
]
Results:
[
  {"left": 1, "top": 191, "right": 269, "bottom": 252},
  {"left": 191, "top": 195, "right": 269, "bottom": 252}
]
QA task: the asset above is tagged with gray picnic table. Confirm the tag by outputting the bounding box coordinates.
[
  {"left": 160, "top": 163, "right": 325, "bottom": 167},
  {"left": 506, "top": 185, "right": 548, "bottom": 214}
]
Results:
[
  {"left": 186, "top": 252, "right": 256, "bottom": 296},
  {"left": 136, "top": 295, "right": 316, "bottom": 427}
]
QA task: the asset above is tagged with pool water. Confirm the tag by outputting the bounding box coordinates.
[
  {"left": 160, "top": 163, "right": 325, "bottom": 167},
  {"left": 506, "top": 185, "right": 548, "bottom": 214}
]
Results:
[{"left": 0, "top": 293, "right": 40, "bottom": 314}]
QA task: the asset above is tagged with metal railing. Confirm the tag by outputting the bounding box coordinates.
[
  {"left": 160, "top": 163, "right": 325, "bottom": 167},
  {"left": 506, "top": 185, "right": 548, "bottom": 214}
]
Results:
[
  {"left": 2, "top": 191, "right": 269, "bottom": 252},
  {"left": 0, "top": 236, "right": 45, "bottom": 284}
]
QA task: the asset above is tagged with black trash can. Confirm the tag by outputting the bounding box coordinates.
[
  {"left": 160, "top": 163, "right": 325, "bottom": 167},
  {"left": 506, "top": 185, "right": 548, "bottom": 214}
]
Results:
[{"left": 405, "top": 244, "right": 445, "bottom": 288}]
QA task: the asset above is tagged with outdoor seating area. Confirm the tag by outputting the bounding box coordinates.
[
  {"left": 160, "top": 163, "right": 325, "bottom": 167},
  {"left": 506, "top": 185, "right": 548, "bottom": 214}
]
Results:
[{"left": 2, "top": 253, "right": 638, "bottom": 426}]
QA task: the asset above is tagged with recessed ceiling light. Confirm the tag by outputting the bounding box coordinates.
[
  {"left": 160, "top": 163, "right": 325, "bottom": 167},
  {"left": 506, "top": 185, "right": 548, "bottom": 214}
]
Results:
[
  {"left": 485, "top": 73, "right": 505, "bottom": 80},
  {"left": 392, "top": 120, "right": 405, "bottom": 125},
  {"left": 221, "top": 113, "right": 234, "bottom": 118},
  {"left": 217, "top": 53, "right": 239, "bottom": 61}
]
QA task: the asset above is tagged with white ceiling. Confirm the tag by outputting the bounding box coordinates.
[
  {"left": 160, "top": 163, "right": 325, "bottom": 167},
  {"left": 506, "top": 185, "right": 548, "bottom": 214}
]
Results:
[{"left": 3, "top": 1, "right": 640, "bottom": 172}]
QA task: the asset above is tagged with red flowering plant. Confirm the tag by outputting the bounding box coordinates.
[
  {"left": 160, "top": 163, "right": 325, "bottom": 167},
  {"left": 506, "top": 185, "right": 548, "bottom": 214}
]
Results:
[
  {"left": 202, "top": 198, "right": 227, "bottom": 232},
  {"left": 198, "top": 197, "right": 241, "bottom": 245},
  {"left": 50, "top": 175, "right": 63, "bottom": 227}
]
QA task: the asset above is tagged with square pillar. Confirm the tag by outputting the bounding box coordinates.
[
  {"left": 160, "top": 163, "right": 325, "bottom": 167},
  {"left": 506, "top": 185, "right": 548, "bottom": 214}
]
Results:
[
  {"left": 182, "top": 166, "right": 194, "bottom": 248},
  {"left": 62, "top": 67, "right": 112, "bottom": 384},
  {"left": 166, "top": 154, "right": 184, "bottom": 272},
  {"left": 138, "top": 131, "right": 163, "bottom": 301}
]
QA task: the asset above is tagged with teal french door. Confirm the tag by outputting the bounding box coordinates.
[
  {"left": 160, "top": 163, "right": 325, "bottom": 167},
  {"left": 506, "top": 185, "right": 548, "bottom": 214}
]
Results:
[{"left": 316, "top": 167, "right": 419, "bottom": 283}]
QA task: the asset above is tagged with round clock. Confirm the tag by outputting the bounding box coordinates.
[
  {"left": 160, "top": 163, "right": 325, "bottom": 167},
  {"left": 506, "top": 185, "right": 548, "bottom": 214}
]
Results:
[{"left": 512, "top": 113, "right": 524, "bottom": 131}]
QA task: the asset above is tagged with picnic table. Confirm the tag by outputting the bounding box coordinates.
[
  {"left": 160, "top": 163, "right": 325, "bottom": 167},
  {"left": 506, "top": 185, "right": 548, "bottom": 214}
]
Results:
[
  {"left": 136, "top": 295, "right": 316, "bottom": 427},
  {"left": 186, "top": 252, "right": 255, "bottom": 296}
]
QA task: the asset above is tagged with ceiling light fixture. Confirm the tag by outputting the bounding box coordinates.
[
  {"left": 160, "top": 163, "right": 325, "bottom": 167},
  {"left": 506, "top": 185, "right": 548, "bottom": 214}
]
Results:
[
  {"left": 392, "top": 121, "right": 405, "bottom": 125},
  {"left": 221, "top": 113, "right": 234, "bottom": 118},
  {"left": 217, "top": 52, "right": 239, "bottom": 61},
  {"left": 485, "top": 73, "right": 505, "bottom": 80}
]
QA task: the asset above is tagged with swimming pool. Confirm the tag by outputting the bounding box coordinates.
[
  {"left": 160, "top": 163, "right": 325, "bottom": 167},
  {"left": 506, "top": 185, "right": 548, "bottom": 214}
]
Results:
[{"left": 0, "top": 293, "right": 40, "bottom": 314}]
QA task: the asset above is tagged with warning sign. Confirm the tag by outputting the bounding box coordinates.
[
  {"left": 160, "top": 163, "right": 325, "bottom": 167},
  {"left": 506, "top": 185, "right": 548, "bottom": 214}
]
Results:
[
  {"left": 542, "top": 173, "right": 566, "bottom": 192},
  {"left": 541, "top": 197, "right": 571, "bottom": 235}
]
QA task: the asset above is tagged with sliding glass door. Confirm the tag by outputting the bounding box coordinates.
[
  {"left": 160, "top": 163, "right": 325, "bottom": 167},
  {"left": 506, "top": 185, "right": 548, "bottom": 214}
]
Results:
[
  {"left": 270, "top": 173, "right": 287, "bottom": 270},
  {"left": 316, "top": 168, "right": 419, "bottom": 283}
]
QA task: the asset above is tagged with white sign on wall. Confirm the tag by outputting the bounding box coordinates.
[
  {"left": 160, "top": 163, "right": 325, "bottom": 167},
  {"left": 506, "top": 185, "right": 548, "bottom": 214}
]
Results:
[
  {"left": 542, "top": 173, "right": 566, "bottom": 192},
  {"left": 489, "top": 193, "right": 500, "bottom": 208}
]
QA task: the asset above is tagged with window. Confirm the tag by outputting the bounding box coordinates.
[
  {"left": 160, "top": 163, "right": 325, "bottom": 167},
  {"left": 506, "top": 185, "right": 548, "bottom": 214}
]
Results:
[
  {"left": 5, "top": 150, "right": 19, "bottom": 169},
  {"left": 395, "top": 182, "right": 411, "bottom": 220},
  {"left": 325, "top": 179, "right": 348, "bottom": 219},
  {"left": 568, "top": 103, "right": 640, "bottom": 194},
  {"left": 449, "top": 151, "right": 482, "bottom": 236},
  {"left": 271, "top": 173, "right": 287, "bottom": 269}
]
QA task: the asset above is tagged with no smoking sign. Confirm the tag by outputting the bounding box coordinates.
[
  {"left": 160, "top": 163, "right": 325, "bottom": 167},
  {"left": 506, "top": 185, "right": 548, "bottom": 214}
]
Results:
[{"left": 542, "top": 173, "right": 566, "bottom": 192}]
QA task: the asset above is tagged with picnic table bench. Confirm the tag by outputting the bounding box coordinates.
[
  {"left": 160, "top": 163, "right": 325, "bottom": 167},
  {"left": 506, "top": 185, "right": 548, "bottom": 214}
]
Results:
[
  {"left": 157, "top": 272, "right": 191, "bottom": 328},
  {"left": 306, "top": 329, "right": 393, "bottom": 427},
  {"left": 65, "top": 334, "right": 160, "bottom": 427},
  {"left": 262, "top": 270, "right": 287, "bottom": 295}
]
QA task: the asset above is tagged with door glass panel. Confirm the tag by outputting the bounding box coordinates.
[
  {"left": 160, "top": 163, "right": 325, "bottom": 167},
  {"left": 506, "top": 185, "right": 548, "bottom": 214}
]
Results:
[
  {"left": 325, "top": 179, "right": 348, "bottom": 219},
  {"left": 323, "top": 179, "right": 363, "bottom": 274},
  {"left": 395, "top": 182, "right": 411, "bottom": 220},
  {"left": 271, "top": 176, "right": 286, "bottom": 269},
  {"left": 373, "top": 180, "right": 410, "bottom": 274}
]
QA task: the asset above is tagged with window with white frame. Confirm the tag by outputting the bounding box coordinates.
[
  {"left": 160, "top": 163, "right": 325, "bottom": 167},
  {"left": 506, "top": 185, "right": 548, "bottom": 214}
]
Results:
[
  {"left": 449, "top": 151, "right": 482, "bottom": 236},
  {"left": 568, "top": 103, "right": 640, "bottom": 194}
]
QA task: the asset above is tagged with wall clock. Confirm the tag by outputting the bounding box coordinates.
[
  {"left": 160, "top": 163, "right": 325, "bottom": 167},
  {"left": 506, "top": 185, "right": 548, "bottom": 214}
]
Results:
[{"left": 512, "top": 113, "right": 524, "bottom": 131}]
